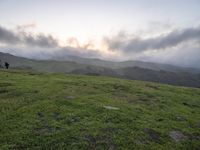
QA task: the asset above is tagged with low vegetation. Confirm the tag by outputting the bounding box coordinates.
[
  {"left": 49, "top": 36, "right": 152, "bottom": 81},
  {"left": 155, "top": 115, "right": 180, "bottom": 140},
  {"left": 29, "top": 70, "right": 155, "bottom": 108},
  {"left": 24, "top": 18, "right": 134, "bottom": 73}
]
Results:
[
  {"left": 1, "top": 52, "right": 200, "bottom": 88},
  {"left": 0, "top": 69, "right": 200, "bottom": 149}
]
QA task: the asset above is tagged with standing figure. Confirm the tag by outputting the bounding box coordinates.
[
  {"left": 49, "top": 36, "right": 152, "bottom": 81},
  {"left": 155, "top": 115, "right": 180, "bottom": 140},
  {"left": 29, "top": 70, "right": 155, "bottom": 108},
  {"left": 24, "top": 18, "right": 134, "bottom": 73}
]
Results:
[
  {"left": 0, "top": 60, "right": 2, "bottom": 68},
  {"left": 5, "top": 62, "right": 9, "bottom": 69}
]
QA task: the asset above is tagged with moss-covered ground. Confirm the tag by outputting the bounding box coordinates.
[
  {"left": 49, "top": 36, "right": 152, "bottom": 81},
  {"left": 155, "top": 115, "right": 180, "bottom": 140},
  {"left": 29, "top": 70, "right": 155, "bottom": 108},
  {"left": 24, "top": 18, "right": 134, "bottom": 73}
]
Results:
[{"left": 0, "top": 69, "right": 200, "bottom": 149}]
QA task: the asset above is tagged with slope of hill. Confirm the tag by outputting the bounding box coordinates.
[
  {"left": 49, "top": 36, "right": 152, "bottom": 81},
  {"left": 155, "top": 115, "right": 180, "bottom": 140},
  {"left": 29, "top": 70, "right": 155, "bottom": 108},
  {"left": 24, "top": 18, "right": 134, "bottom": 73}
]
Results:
[
  {"left": 117, "top": 67, "right": 200, "bottom": 88},
  {"left": 1, "top": 52, "right": 200, "bottom": 88},
  {"left": 0, "top": 69, "right": 200, "bottom": 149},
  {"left": 51, "top": 54, "right": 200, "bottom": 74},
  {"left": 0, "top": 52, "right": 108, "bottom": 73}
]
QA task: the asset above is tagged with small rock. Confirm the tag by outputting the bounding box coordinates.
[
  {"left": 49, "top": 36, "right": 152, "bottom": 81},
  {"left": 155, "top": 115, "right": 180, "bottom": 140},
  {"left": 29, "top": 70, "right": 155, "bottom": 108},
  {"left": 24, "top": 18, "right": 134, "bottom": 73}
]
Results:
[
  {"left": 103, "top": 127, "right": 120, "bottom": 133},
  {"left": 197, "top": 122, "right": 200, "bottom": 128},
  {"left": 66, "top": 96, "right": 75, "bottom": 100},
  {"left": 176, "top": 116, "right": 187, "bottom": 121},
  {"left": 53, "top": 112, "right": 63, "bottom": 121},
  {"left": 144, "top": 128, "right": 160, "bottom": 142},
  {"left": 103, "top": 106, "right": 119, "bottom": 110},
  {"left": 83, "top": 134, "right": 96, "bottom": 144},
  {"left": 189, "top": 133, "right": 200, "bottom": 140},
  {"left": 169, "top": 130, "right": 187, "bottom": 142},
  {"left": 135, "top": 139, "right": 147, "bottom": 145}
]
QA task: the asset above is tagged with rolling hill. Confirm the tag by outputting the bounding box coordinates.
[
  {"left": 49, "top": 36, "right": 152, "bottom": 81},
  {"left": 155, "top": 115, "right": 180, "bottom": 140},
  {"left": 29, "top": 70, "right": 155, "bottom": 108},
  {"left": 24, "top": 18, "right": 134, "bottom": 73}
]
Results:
[
  {"left": 0, "top": 69, "right": 199, "bottom": 149},
  {"left": 0, "top": 52, "right": 200, "bottom": 88},
  {"left": 51, "top": 54, "right": 200, "bottom": 74}
]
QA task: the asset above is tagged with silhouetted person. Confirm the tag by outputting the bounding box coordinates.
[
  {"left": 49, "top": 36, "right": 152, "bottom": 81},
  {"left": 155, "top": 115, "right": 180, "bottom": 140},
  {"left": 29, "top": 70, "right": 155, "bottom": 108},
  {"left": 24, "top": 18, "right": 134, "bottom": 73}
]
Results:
[
  {"left": 5, "top": 62, "right": 9, "bottom": 69},
  {"left": 0, "top": 60, "right": 2, "bottom": 68}
]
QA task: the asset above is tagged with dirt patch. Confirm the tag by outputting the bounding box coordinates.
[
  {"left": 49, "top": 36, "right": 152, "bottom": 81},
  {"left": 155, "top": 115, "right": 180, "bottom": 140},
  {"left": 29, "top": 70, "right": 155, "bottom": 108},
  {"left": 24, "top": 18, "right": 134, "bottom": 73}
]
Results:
[
  {"left": 144, "top": 128, "right": 161, "bottom": 142},
  {"left": 84, "top": 134, "right": 96, "bottom": 147},
  {"left": 169, "top": 130, "right": 187, "bottom": 142},
  {"left": 83, "top": 134, "right": 117, "bottom": 150},
  {"left": 113, "top": 84, "right": 129, "bottom": 91},
  {"left": 112, "top": 93, "right": 138, "bottom": 104},
  {"left": 53, "top": 112, "right": 64, "bottom": 121},
  {"left": 145, "top": 84, "right": 159, "bottom": 90},
  {"left": 138, "top": 93, "right": 156, "bottom": 102},
  {"left": 102, "top": 127, "right": 121, "bottom": 135},
  {"left": 35, "top": 112, "right": 54, "bottom": 133}
]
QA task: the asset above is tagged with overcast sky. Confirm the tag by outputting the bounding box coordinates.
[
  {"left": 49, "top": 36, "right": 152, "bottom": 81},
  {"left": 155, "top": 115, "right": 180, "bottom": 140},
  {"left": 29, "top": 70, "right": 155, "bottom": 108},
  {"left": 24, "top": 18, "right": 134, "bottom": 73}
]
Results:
[{"left": 0, "top": 0, "right": 200, "bottom": 68}]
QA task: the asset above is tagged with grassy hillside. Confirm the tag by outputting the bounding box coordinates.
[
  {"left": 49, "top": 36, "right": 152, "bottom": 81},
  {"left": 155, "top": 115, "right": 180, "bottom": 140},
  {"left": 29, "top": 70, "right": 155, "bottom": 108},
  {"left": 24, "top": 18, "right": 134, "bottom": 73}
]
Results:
[
  {"left": 117, "top": 67, "right": 200, "bottom": 88},
  {"left": 1, "top": 52, "right": 200, "bottom": 88},
  {"left": 0, "top": 69, "right": 200, "bottom": 149},
  {"left": 0, "top": 52, "right": 107, "bottom": 73}
]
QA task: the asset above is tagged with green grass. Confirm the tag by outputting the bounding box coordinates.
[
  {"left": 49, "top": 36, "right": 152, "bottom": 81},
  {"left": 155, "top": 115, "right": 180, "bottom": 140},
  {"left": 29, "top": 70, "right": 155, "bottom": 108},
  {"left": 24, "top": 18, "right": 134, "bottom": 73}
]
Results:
[{"left": 0, "top": 69, "right": 200, "bottom": 150}]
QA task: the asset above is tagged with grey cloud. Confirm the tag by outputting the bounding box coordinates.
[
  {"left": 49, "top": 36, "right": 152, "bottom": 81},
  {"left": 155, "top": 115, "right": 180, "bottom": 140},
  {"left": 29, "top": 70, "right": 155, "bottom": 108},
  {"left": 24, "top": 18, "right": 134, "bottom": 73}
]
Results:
[
  {"left": 63, "top": 47, "right": 101, "bottom": 57},
  {"left": 0, "top": 26, "right": 58, "bottom": 48},
  {"left": 1, "top": 25, "right": 200, "bottom": 69},
  {"left": 0, "top": 46, "right": 102, "bottom": 61},
  {"left": 142, "top": 47, "right": 200, "bottom": 69},
  {"left": 22, "top": 33, "right": 58, "bottom": 48},
  {"left": 0, "top": 26, "right": 20, "bottom": 44},
  {"left": 104, "top": 26, "right": 200, "bottom": 53},
  {"left": 0, "top": 25, "right": 102, "bottom": 60}
]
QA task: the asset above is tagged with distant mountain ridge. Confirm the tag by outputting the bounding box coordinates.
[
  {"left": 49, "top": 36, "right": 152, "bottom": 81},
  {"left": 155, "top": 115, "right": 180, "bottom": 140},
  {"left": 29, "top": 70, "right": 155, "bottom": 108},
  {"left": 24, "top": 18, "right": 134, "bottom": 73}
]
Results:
[
  {"left": 0, "top": 51, "right": 200, "bottom": 88},
  {"left": 51, "top": 54, "right": 200, "bottom": 74}
]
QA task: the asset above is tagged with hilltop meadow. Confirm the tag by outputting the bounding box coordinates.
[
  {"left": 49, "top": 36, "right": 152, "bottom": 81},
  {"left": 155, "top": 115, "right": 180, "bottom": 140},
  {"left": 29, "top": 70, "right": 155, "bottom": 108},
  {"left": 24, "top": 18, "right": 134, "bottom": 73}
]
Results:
[{"left": 0, "top": 69, "right": 200, "bottom": 149}]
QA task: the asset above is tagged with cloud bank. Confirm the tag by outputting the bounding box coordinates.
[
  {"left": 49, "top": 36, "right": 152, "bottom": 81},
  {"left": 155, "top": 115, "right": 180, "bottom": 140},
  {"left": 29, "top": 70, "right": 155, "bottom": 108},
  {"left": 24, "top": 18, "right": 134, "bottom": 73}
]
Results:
[
  {"left": 0, "top": 25, "right": 200, "bottom": 68},
  {"left": 0, "top": 25, "right": 106, "bottom": 59},
  {"left": 104, "top": 26, "right": 200, "bottom": 53},
  {"left": 0, "top": 26, "right": 58, "bottom": 48}
]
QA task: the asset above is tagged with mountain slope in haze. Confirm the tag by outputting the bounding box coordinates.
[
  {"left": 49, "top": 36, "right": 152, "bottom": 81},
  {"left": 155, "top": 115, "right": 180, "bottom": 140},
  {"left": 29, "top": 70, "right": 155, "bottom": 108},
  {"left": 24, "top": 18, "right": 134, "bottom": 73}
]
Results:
[
  {"left": 0, "top": 52, "right": 111, "bottom": 73},
  {"left": 0, "top": 52, "right": 200, "bottom": 88},
  {"left": 0, "top": 70, "right": 200, "bottom": 149},
  {"left": 51, "top": 54, "right": 200, "bottom": 74},
  {"left": 117, "top": 67, "right": 200, "bottom": 88},
  {"left": 2, "top": 51, "right": 200, "bottom": 74}
]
